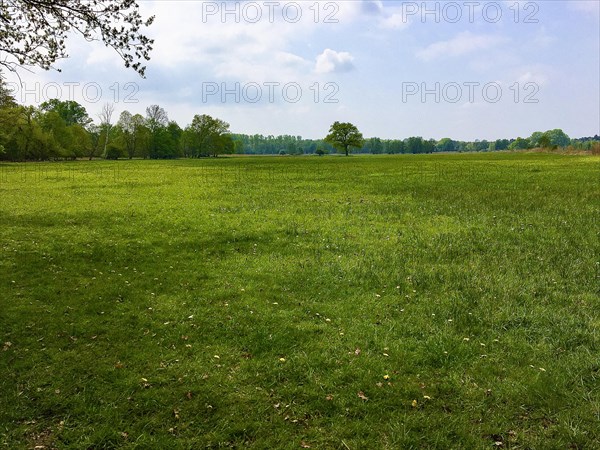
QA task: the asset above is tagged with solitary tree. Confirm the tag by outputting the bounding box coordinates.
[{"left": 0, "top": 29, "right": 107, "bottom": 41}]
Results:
[
  {"left": 324, "top": 121, "right": 364, "bottom": 156},
  {"left": 0, "top": 0, "right": 154, "bottom": 76}
]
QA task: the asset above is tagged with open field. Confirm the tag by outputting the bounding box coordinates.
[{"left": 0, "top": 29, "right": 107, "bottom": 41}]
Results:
[{"left": 0, "top": 153, "right": 598, "bottom": 449}]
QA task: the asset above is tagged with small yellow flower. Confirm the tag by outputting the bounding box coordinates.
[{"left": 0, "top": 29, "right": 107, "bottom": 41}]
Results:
[
  {"left": 383, "top": 374, "right": 390, "bottom": 380},
  {"left": 423, "top": 395, "right": 431, "bottom": 400},
  {"left": 279, "top": 357, "right": 286, "bottom": 362},
  {"left": 411, "top": 399, "right": 418, "bottom": 408}
]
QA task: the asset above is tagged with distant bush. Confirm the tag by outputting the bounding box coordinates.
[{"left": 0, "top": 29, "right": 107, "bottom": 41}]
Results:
[{"left": 105, "top": 144, "right": 122, "bottom": 160}]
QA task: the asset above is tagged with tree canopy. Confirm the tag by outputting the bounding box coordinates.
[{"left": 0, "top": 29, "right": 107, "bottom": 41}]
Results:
[
  {"left": 324, "top": 121, "right": 364, "bottom": 156},
  {"left": 0, "top": 78, "right": 17, "bottom": 108},
  {"left": 0, "top": 0, "right": 154, "bottom": 76},
  {"left": 185, "top": 114, "right": 231, "bottom": 157},
  {"left": 40, "top": 99, "right": 91, "bottom": 127}
]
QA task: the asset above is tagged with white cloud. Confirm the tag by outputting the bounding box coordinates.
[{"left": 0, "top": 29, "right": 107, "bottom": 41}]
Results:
[
  {"left": 138, "top": 1, "right": 320, "bottom": 82},
  {"left": 315, "top": 49, "right": 355, "bottom": 74},
  {"left": 417, "top": 32, "right": 508, "bottom": 62}
]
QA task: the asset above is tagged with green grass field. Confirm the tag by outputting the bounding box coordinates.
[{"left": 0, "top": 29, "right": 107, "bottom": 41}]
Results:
[{"left": 1, "top": 153, "right": 598, "bottom": 449}]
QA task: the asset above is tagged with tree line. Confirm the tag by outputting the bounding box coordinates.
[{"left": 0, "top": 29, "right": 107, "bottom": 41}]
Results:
[
  {"left": 0, "top": 80, "right": 597, "bottom": 162},
  {"left": 0, "top": 78, "right": 237, "bottom": 161}
]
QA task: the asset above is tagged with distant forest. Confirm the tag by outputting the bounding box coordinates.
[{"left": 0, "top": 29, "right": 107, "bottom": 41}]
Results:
[
  {"left": 1, "top": 78, "right": 598, "bottom": 161},
  {"left": 231, "top": 131, "right": 600, "bottom": 156}
]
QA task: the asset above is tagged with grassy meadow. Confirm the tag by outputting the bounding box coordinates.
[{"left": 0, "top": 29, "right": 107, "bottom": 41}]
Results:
[{"left": 0, "top": 153, "right": 598, "bottom": 449}]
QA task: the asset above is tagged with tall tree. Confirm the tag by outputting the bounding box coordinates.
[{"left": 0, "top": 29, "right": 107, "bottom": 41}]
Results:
[
  {"left": 0, "top": 1, "right": 154, "bottom": 76},
  {"left": 40, "top": 99, "right": 91, "bottom": 127},
  {"left": 324, "top": 121, "right": 364, "bottom": 156},
  {"left": 98, "top": 103, "right": 115, "bottom": 158},
  {"left": 69, "top": 124, "right": 92, "bottom": 159},
  {"left": 116, "top": 110, "right": 136, "bottom": 158},
  {"left": 538, "top": 133, "right": 551, "bottom": 149},
  {"left": 145, "top": 105, "right": 168, "bottom": 132},
  {"left": 494, "top": 139, "right": 510, "bottom": 151},
  {"left": 38, "top": 110, "right": 71, "bottom": 155},
  {"left": 86, "top": 124, "right": 104, "bottom": 160},
  {"left": 0, "top": 75, "right": 18, "bottom": 157},
  {"left": 145, "top": 105, "right": 169, "bottom": 158},
  {"left": 528, "top": 131, "right": 544, "bottom": 148},
  {"left": 529, "top": 129, "right": 570, "bottom": 148},
  {"left": 386, "top": 140, "right": 404, "bottom": 154},
  {"left": 405, "top": 136, "right": 424, "bottom": 154},
  {"left": 13, "top": 106, "right": 58, "bottom": 160},
  {"left": 509, "top": 137, "right": 530, "bottom": 150},
  {"left": 423, "top": 139, "right": 436, "bottom": 154},
  {"left": 131, "top": 113, "right": 148, "bottom": 158},
  {"left": 0, "top": 75, "right": 17, "bottom": 108},
  {"left": 185, "top": 114, "right": 230, "bottom": 157},
  {"left": 545, "top": 129, "right": 571, "bottom": 147},
  {"left": 436, "top": 138, "right": 456, "bottom": 152},
  {"left": 166, "top": 121, "right": 183, "bottom": 158}
]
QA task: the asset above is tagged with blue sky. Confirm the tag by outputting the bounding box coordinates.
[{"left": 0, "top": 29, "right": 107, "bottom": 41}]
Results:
[{"left": 6, "top": 0, "right": 600, "bottom": 140}]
